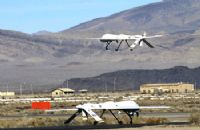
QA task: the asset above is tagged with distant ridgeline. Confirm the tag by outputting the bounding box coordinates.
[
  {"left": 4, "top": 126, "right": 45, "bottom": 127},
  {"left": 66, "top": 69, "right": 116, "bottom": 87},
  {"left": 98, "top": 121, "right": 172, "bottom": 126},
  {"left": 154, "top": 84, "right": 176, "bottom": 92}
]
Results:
[{"left": 63, "top": 66, "right": 200, "bottom": 91}]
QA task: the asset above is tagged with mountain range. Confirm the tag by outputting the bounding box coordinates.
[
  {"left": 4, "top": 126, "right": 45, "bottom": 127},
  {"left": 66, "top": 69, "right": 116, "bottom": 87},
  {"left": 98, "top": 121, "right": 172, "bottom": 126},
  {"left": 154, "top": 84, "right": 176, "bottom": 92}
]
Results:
[
  {"left": 0, "top": 0, "right": 200, "bottom": 92},
  {"left": 64, "top": 66, "right": 200, "bottom": 91}
]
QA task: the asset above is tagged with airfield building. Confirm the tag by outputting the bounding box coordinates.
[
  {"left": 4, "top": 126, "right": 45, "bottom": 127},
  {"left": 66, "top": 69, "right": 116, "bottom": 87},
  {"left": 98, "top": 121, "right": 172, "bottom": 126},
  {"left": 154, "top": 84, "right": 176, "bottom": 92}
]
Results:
[
  {"left": 79, "top": 89, "right": 88, "bottom": 93},
  {"left": 0, "top": 91, "right": 15, "bottom": 97},
  {"left": 140, "top": 83, "right": 194, "bottom": 94},
  {"left": 52, "top": 88, "right": 75, "bottom": 97}
]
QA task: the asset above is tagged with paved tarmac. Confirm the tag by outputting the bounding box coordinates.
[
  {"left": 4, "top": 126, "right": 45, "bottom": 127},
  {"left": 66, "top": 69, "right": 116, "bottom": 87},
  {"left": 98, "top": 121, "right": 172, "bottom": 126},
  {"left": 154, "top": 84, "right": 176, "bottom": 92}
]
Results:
[
  {"left": 0, "top": 112, "right": 191, "bottom": 130},
  {"left": 0, "top": 112, "right": 190, "bottom": 119},
  {"left": 1, "top": 122, "right": 191, "bottom": 130}
]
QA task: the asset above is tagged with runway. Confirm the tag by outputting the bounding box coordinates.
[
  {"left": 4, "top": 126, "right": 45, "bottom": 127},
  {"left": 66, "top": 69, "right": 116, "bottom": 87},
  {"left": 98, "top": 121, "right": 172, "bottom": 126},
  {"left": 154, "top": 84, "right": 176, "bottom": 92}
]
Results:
[
  {"left": 0, "top": 112, "right": 190, "bottom": 119},
  {"left": 0, "top": 112, "right": 190, "bottom": 125},
  {"left": 0, "top": 112, "right": 191, "bottom": 130},
  {"left": 1, "top": 122, "right": 191, "bottom": 130}
]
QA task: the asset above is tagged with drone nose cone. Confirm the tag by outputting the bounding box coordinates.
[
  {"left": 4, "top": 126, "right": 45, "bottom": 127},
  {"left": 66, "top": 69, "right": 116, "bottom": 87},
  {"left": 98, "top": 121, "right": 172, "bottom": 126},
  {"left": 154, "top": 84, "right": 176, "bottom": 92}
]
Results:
[
  {"left": 100, "top": 39, "right": 107, "bottom": 42},
  {"left": 76, "top": 104, "right": 83, "bottom": 109},
  {"left": 102, "top": 34, "right": 116, "bottom": 39}
]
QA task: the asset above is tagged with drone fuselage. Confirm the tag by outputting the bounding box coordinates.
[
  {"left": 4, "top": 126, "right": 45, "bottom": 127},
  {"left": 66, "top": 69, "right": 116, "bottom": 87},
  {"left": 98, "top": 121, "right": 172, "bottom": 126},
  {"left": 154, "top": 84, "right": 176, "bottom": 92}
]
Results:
[
  {"left": 98, "top": 33, "right": 159, "bottom": 51},
  {"left": 63, "top": 100, "right": 170, "bottom": 125},
  {"left": 76, "top": 101, "right": 139, "bottom": 110}
]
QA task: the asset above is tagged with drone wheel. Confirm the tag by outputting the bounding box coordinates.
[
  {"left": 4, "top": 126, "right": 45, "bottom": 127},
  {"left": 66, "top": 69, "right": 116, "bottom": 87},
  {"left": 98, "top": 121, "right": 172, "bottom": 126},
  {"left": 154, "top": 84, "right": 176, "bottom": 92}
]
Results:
[
  {"left": 118, "top": 121, "right": 123, "bottom": 125},
  {"left": 130, "top": 49, "right": 133, "bottom": 51},
  {"left": 115, "top": 49, "right": 119, "bottom": 51},
  {"left": 93, "top": 121, "right": 98, "bottom": 125}
]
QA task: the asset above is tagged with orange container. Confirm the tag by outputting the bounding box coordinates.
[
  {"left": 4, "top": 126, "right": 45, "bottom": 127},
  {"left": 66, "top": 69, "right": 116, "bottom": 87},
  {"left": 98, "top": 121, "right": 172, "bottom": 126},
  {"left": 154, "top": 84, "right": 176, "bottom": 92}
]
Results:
[{"left": 32, "top": 102, "right": 51, "bottom": 110}]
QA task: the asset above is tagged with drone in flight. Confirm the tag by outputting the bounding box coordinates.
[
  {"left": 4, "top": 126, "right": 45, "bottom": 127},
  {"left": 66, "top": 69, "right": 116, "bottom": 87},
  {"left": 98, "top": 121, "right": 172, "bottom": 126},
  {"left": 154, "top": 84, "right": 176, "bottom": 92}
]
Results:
[{"left": 89, "top": 33, "right": 163, "bottom": 51}]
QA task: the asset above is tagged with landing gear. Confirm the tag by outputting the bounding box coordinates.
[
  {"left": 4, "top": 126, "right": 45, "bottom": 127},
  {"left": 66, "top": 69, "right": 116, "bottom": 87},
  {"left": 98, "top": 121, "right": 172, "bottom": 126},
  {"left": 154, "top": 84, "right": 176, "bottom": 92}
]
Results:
[
  {"left": 105, "top": 40, "right": 134, "bottom": 51},
  {"left": 115, "top": 40, "right": 124, "bottom": 51},
  {"left": 136, "top": 112, "right": 139, "bottom": 117},
  {"left": 64, "top": 109, "right": 82, "bottom": 124},
  {"left": 99, "top": 109, "right": 123, "bottom": 125},
  {"left": 106, "top": 41, "right": 112, "bottom": 50},
  {"left": 93, "top": 121, "right": 98, "bottom": 125},
  {"left": 126, "top": 113, "right": 133, "bottom": 125},
  {"left": 123, "top": 110, "right": 139, "bottom": 125},
  {"left": 100, "top": 109, "right": 106, "bottom": 118},
  {"left": 109, "top": 110, "right": 123, "bottom": 125},
  {"left": 65, "top": 109, "right": 139, "bottom": 126},
  {"left": 118, "top": 121, "right": 123, "bottom": 125},
  {"left": 125, "top": 40, "right": 131, "bottom": 47}
]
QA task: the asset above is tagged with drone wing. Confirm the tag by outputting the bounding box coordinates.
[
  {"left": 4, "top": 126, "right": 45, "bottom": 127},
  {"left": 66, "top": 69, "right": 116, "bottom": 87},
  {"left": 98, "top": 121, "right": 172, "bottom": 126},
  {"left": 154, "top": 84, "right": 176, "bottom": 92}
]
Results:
[
  {"left": 85, "top": 38, "right": 102, "bottom": 40},
  {"left": 145, "top": 35, "right": 163, "bottom": 38},
  {"left": 45, "top": 108, "right": 78, "bottom": 112}
]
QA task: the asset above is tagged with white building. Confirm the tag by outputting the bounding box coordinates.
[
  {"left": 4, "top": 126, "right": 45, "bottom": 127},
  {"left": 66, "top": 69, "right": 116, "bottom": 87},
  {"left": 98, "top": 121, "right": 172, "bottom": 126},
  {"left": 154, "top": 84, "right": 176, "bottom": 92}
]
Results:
[{"left": 0, "top": 91, "right": 15, "bottom": 97}]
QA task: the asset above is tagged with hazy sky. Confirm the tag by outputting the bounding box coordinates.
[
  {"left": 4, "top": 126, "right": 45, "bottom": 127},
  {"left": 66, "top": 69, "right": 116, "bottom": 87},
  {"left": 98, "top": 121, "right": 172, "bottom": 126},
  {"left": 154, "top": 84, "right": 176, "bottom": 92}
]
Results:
[{"left": 0, "top": 0, "right": 161, "bottom": 33}]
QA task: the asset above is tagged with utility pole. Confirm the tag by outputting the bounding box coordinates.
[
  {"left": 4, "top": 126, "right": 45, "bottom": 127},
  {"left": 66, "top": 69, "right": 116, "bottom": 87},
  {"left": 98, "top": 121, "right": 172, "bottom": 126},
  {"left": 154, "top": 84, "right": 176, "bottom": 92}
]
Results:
[
  {"left": 113, "top": 78, "right": 116, "bottom": 93},
  {"left": 6, "top": 83, "right": 8, "bottom": 93},
  {"left": 105, "top": 81, "right": 107, "bottom": 93},
  {"left": 31, "top": 84, "right": 34, "bottom": 96},
  {"left": 20, "top": 84, "right": 22, "bottom": 96},
  {"left": 67, "top": 80, "right": 69, "bottom": 88}
]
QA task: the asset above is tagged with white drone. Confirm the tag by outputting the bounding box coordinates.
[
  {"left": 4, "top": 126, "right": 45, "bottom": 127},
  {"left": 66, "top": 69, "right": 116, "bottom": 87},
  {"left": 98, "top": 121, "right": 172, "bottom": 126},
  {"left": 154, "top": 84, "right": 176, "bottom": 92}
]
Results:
[
  {"left": 89, "top": 33, "right": 163, "bottom": 51},
  {"left": 46, "top": 100, "right": 170, "bottom": 125}
]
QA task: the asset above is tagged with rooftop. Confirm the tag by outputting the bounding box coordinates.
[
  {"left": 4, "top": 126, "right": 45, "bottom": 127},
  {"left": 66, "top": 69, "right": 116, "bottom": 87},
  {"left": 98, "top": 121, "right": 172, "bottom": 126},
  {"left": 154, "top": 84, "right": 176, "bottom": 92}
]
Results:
[{"left": 54, "top": 88, "right": 75, "bottom": 92}]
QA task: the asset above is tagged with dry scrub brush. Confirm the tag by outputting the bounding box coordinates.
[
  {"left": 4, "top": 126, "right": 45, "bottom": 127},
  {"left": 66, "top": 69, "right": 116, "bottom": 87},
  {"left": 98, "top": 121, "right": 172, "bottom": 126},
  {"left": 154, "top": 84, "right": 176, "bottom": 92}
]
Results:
[
  {"left": 189, "top": 113, "right": 200, "bottom": 126},
  {"left": 0, "top": 117, "right": 65, "bottom": 128}
]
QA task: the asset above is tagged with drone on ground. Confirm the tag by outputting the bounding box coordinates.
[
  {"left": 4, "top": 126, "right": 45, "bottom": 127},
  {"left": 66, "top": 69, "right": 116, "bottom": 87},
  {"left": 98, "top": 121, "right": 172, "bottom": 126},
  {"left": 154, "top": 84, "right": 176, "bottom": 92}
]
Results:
[{"left": 46, "top": 100, "right": 170, "bottom": 125}]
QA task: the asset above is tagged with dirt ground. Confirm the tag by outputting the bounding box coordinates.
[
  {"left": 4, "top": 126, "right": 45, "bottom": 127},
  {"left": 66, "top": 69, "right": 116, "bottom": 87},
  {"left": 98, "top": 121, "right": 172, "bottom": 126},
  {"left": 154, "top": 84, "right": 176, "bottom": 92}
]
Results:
[{"left": 101, "top": 126, "right": 200, "bottom": 130}]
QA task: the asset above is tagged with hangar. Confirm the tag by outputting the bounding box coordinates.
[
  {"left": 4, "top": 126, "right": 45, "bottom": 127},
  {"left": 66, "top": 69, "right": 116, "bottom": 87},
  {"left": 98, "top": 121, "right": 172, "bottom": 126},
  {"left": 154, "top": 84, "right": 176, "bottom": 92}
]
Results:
[{"left": 140, "top": 82, "right": 194, "bottom": 94}]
